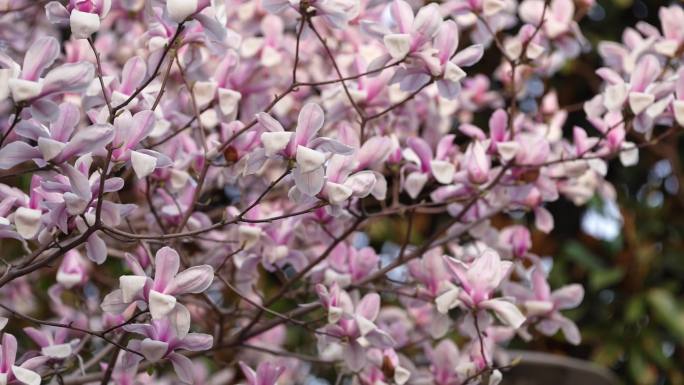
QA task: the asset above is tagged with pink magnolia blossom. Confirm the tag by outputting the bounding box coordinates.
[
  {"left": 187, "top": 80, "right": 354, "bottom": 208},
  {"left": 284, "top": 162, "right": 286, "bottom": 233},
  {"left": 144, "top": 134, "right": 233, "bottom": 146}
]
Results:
[
  {"left": 0, "top": 334, "right": 46, "bottom": 385},
  {"left": 102, "top": 247, "right": 214, "bottom": 320},
  {"left": 437, "top": 248, "right": 526, "bottom": 329}
]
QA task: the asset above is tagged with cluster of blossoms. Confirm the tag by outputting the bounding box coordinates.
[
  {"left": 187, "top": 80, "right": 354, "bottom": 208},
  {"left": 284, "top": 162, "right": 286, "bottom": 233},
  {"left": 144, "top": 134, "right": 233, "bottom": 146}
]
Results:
[{"left": 0, "top": 0, "right": 680, "bottom": 384}]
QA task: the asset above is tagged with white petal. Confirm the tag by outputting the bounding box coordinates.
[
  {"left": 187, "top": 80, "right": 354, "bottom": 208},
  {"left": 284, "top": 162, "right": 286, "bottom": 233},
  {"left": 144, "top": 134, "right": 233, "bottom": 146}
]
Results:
[
  {"left": 170, "top": 169, "right": 189, "bottom": 190},
  {"left": 489, "top": 370, "right": 503, "bottom": 385},
  {"left": 63, "top": 192, "right": 88, "bottom": 216},
  {"left": 654, "top": 40, "right": 678, "bottom": 57},
  {"left": 296, "top": 146, "right": 326, "bottom": 173},
  {"left": 0, "top": 317, "right": 7, "bottom": 331},
  {"left": 645, "top": 96, "right": 671, "bottom": 119},
  {"left": 444, "top": 62, "right": 466, "bottom": 83},
  {"left": 524, "top": 300, "right": 554, "bottom": 316},
  {"left": 119, "top": 275, "right": 147, "bottom": 303},
  {"left": 673, "top": 100, "right": 684, "bottom": 127},
  {"left": 504, "top": 40, "right": 522, "bottom": 60},
  {"left": 167, "top": 0, "right": 198, "bottom": 22},
  {"left": 260, "top": 131, "right": 292, "bottom": 157},
  {"left": 37, "top": 137, "right": 65, "bottom": 161},
  {"left": 11, "top": 366, "right": 40, "bottom": 385},
  {"left": 383, "top": 33, "right": 411, "bottom": 59},
  {"left": 56, "top": 270, "right": 82, "bottom": 289},
  {"left": 261, "top": 46, "right": 282, "bottom": 67},
  {"left": 238, "top": 225, "right": 262, "bottom": 249},
  {"left": 218, "top": 88, "right": 241, "bottom": 115},
  {"left": 292, "top": 166, "right": 325, "bottom": 196},
  {"left": 404, "top": 172, "right": 428, "bottom": 199},
  {"left": 435, "top": 287, "right": 461, "bottom": 314},
  {"left": 148, "top": 290, "right": 177, "bottom": 319},
  {"left": 356, "top": 315, "right": 376, "bottom": 336},
  {"left": 619, "top": 141, "right": 639, "bottom": 167},
  {"left": 394, "top": 366, "right": 411, "bottom": 385},
  {"left": 483, "top": 0, "right": 505, "bottom": 16},
  {"left": 140, "top": 338, "right": 168, "bottom": 362},
  {"left": 344, "top": 171, "right": 376, "bottom": 197},
  {"left": 131, "top": 150, "right": 158, "bottom": 179},
  {"left": 496, "top": 141, "right": 519, "bottom": 161},
  {"left": 193, "top": 81, "right": 217, "bottom": 107},
  {"left": 14, "top": 207, "right": 41, "bottom": 239},
  {"left": 603, "top": 83, "right": 627, "bottom": 111},
  {"left": 324, "top": 182, "right": 353, "bottom": 204},
  {"left": 240, "top": 37, "right": 263, "bottom": 58},
  {"left": 328, "top": 306, "right": 343, "bottom": 324},
  {"left": 481, "top": 298, "right": 526, "bottom": 329},
  {"left": 628, "top": 92, "right": 654, "bottom": 115},
  {"left": 526, "top": 42, "right": 545, "bottom": 60},
  {"left": 430, "top": 160, "right": 455, "bottom": 184},
  {"left": 70, "top": 10, "right": 101, "bottom": 39},
  {"left": 8, "top": 79, "right": 42, "bottom": 102},
  {"left": 41, "top": 343, "right": 72, "bottom": 359}
]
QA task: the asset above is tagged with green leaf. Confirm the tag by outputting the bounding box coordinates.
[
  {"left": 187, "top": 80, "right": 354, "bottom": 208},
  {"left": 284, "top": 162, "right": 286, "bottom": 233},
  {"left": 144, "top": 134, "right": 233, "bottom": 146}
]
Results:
[
  {"left": 647, "top": 289, "right": 684, "bottom": 346},
  {"left": 625, "top": 296, "right": 645, "bottom": 323},
  {"left": 628, "top": 349, "right": 657, "bottom": 385},
  {"left": 589, "top": 268, "right": 625, "bottom": 290},
  {"left": 562, "top": 241, "right": 605, "bottom": 272}
]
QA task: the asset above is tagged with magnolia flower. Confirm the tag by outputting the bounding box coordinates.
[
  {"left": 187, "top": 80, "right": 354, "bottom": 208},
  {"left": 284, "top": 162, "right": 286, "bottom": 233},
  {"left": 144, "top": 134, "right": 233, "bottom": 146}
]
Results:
[
  {"left": 327, "top": 242, "right": 379, "bottom": 285},
  {"left": 655, "top": 5, "right": 684, "bottom": 57},
  {"left": 408, "top": 249, "right": 450, "bottom": 297},
  {"left": 36, "top": 154, "right": 129, "bottom": 263},
  {"left": 0, "top": 334, "right": 45, "bottom": 385},
  {"left": 0, "top": 36, "right": 93, "bottom": 106},
  {"left": 258, "top": 103, "right": 354, "bottom": 197},
  {"left": 56, "top": 250, "right": 89, "bottom": 288},
  {"left": 0, "top": 103, "right": 114, "bottom": 169},
  {"left": 596, "top": 54, "right": 667, "bottom": 134},
  {"left": 192, "top": 52, "right": 242, "bottom": 119},
  {"left": 314, "top": 154, "right": 382, "bottom": 208},
  {"left": 239, "top": 15, "right": 287, "bottom": 69},
  {"left": 504, "top": 269, "right": 584, "bottom": 344},
  {"left": 262, "top": 0, "right": 360, "bottom": 28},
  {"left": 102, "top": 247, "right": 214, "bottom": 320},
  {"left": 427, "top": 20, "right": 484, "bottom": 98},
  {"left": 428, "top": 339, "right": 467, "bottom": 385},
  {"left": 672, "top": 67, "right": 684, "bottom": 127},
  {"left": 165, "top": 0, "right": 211, "bottom": 23},
  {"left": 125, "top": 307, "right": 213, "bottom": 383},
  {"left": 46, "top": 0, "right": 112, "bottom": 39},
  {"left": 317, "top": 287, "right": 395, "bottom": 371},
  {"left": 316, "top": 282, "right": 345, "bottom": 324},
  {"left": 446, "top": 0, "right": 507, "bottom": 17},
  {"left": 83, "top": 56, "right": 148, "bottom": 110},
  {"left": 109, "top": 110, "right": 171, "bottom": 179},
  {"left": 519, "top": 0, "right": 576, "bottom": 39},
  {"left": 402, "top": 135, "right": 456, "bottom": 199},
  {"left": 499, "top": 225, "right": 532, "bottom": 259},
  {"left": 436, "top": 248, "right": 526, "bottom": 329},
  {"left": 461, "top": 140, "right": 490, "bottom": 185},
  {"left": 238, "top": 361, "right": 285, "bottom": 385},
  {"left": 109, "top": 351, "right": 144, "bottom": 385},
  {"left": 24, "top": 323, "right": 80, "bottom": 359},
  {"left": 376, "top": 0, "right": 442, "bottom": 60},
  {"left": 4, "top": 176, "right": 44, "bottom": 240}
]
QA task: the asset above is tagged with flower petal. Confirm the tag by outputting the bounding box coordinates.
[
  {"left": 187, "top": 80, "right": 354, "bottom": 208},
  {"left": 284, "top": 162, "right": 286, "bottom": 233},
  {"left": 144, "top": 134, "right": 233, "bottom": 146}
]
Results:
[
  {"left": 167, "top": 265, "right": 214, "bottom": 295},
  {"left": 148, "top": 290, "right": 177, "bottom": 319}
]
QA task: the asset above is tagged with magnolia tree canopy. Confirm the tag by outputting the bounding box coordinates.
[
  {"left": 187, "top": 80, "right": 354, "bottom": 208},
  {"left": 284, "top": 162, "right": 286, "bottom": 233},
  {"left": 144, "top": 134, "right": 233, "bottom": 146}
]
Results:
[{"left": 0, "top": 0, "right": 681, "bottom": 384}]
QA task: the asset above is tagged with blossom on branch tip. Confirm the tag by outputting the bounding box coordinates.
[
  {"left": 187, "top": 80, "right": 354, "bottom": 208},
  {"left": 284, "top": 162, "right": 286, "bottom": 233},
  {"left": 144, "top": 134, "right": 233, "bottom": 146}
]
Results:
[{"left": 102, "top": 246, "right": 214, "bottom": 320}]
